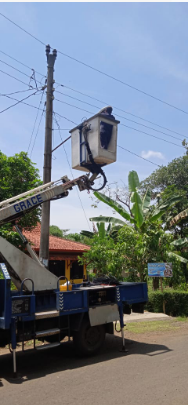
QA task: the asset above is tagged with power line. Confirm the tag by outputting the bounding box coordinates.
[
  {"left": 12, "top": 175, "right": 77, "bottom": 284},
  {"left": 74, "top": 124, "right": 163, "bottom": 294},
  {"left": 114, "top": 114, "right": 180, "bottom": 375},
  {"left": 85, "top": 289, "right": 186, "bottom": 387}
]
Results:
[
  {"left": 53, "top": 111, "right": 77, "bottom": 126},
  {"left": 1, "top": 12, "right": 188, "bottom": 115},
  {"left": 30, "top": 107, "right": 45, "bottom": 158},
  {"left": 0, "top": 12, "right": 45, "bottom": 46},
  {"left": 0, "top": 91, "right": 75, "bottom": 127},
  {"left": 118, "top": 145, "right": 161, "bottom": 167},
  {"left": 57, "top": 85, "right": 187, "bottom": 139},
  {"left": 0, "top": 68, "right": 34, "bottom": 88},
  {"left": 56, "top": 90, "right": 185, "bottom": 142},
  {"left": 53, "top": 113, "right": 92, "bottom": 231},
  {"left": 27, "top": 90, "right": 45, "bottom": 153},
  {"left": 0, "top": 89, "right": 42, "bottom": 114},
  {"left": 0, "top": 58, "right": 33, "bottom": 80},
  {"left": 0, "top": 49, "right": 44, "bottom": 78},
  {"left": 0, "top": 58, "right": 42, "bottom": 88},
  {"left": 57, "top": 54, "right": 188, "bottom": 115},
  {"left": 1, "top": 48, "right": 186, "bottom": 139},
  {"left": 120, "top": 123, "right": 184, "bottom": 149},
  {"left": 55, "top": 97, "right": 93, "bottom": 115},
  {"left": 55, "top": 98, "right": 185, "bottom": 149},
  {"left": 0, "top": 88, "right": 34, "bottom": 97}
]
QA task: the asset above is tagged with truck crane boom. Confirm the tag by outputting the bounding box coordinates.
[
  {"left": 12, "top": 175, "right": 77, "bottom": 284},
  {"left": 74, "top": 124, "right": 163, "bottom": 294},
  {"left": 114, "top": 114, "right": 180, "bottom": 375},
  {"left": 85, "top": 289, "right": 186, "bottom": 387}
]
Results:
[
  {"left": 0, "top": 173, "right": 94, "bottom": 226},
  {"left": 0, "top": 173, "right": 96, "bottom": 291}
]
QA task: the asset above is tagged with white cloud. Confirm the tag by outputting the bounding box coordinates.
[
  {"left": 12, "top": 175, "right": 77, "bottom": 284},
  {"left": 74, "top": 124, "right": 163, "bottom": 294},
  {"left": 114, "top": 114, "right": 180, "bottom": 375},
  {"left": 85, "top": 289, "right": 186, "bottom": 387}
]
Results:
[{"left": 141, "top": 150, "right": 165, "bottom": 160}]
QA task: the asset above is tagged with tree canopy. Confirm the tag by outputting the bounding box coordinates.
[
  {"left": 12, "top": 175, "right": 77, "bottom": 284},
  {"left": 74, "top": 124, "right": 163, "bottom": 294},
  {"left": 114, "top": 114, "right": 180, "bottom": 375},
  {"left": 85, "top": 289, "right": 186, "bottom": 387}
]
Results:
[
  {"left": 140, "top": 156, "right": 188, "bottom": 237},
  {"left": 49, "top": 225, "right": 69, "bottom": 238},
  {"left": 0, "top": 151, "right": 42, "bottom": 237},
  {"left": 140, "top": 155, "right": 188, "bottom": 198}
]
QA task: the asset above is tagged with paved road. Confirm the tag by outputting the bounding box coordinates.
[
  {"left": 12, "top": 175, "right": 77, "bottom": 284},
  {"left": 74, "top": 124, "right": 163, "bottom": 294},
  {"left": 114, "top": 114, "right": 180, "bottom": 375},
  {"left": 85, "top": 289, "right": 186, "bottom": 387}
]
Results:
[{"left": 0, "top": 331, "right": 188, "bottom": 405}]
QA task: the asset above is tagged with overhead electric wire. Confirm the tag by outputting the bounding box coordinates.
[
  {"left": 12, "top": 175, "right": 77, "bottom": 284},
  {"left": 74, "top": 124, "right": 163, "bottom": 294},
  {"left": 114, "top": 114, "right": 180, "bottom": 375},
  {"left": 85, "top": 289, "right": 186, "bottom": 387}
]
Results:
[
  {"left": 0, "top": 88, "right": 34, "bottom": 97},
  {"left": 56, "top": 90, "right": 185, "bottom": 142},
  {"left": 0, "top": 12, "right": 45, "bottom": 46},
  {"left": 0, "top": 89, "right": 43, "bottom": 114},
  {"left": 53, "top": 113, "right": 92, "bottom": 231},
  {"left": 53, "top": 111, "right": 77, "bottom": 126},
  {"left": 118, "top": 145, "right": 161, "bottom": 167},
  {"left": 0, "top": 58, "right": 33, "bottom": 80},
  {"left": 120, "top": 123, "right": 184, "bottom": 149},
  {"left": 0, "top": 49, "right": 44, "bottom": 78},
  {"left": 55, "top": 98, "right": 93, "bottom": 115},
  {"left": 57, "top": 85, "right": 187, "bottom": 139},
  {"left": 0, "top": 93, "right": 45, "bottom": 112},
  {"left": 1, "top": 48, "right": 186, "bottom": 140},
  {"left": 0, "top": 68, "right": 34, "bottom": 88},
  {"left": 0, "top": 58, "right": 43, "bottom": 88},
  {"left": 1, "top": 12, "right": 188, "bottom": 115},
  {"left": 30, "top": 107, "right": 45, "bottom": 158},
  {"left": 0, "top": 91, "right": 75, "bottom": 127},
  {"left": 55, "top": 98, "right": 185, "bottom": 149},
  {"left": 27, "top": 90, "right": 45, "bottom": 153}
]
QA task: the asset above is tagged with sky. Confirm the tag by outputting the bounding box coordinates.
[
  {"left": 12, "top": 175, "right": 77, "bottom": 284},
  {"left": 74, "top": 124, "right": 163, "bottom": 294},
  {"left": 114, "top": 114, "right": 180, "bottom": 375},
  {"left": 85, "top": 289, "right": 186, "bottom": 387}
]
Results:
[{"left": 0, "top": 2, "right": 188, "bottom": 233}]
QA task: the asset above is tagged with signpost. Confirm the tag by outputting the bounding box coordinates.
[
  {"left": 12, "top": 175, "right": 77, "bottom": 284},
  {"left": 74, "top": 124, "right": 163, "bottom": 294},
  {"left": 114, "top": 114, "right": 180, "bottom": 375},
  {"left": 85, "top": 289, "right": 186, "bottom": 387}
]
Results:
[
  {"left": 148, "top": 263, "right": 173, "bottom": 313},
  {"left": 148, "top": 263, "right": 173, "bottom": 278}
]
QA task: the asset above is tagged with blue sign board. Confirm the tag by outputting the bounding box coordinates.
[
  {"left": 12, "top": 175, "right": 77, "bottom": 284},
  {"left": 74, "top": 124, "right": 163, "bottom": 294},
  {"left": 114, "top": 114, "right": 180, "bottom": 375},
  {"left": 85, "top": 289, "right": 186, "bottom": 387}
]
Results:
[{"left": 148, "top": 263, "right": 172, "bottom": 277}]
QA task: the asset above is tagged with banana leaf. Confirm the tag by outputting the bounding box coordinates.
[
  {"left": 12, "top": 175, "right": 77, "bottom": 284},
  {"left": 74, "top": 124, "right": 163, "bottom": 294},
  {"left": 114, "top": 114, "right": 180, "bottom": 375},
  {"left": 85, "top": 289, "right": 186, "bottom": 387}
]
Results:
[
  {"left": 142, "top": 188, "right": 151, "bottom": 211},
  {"left": 170, "top": 238, "right": 188, "bottom": 247},
  {"left": 128, "top": 171, "right": 140, "bottom": 192},
  {"left": 167, "top": 251, "right": 188, "bottom": 263},
  {"left": 89, "top": 216, "right": 125, "bottom": 226},
  {"left": 131, "top": 191, "right": 144, "bottom": 228},
  {"left": 94, "top": 192, "right": 135, "bottom": 224}
]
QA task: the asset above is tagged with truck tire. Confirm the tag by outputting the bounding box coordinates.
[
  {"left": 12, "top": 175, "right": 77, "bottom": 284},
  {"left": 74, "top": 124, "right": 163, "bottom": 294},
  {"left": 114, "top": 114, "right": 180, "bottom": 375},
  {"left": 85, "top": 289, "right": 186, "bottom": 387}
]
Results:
[{"left": 73, "top": 318, "right": 105, "bottom": 356}]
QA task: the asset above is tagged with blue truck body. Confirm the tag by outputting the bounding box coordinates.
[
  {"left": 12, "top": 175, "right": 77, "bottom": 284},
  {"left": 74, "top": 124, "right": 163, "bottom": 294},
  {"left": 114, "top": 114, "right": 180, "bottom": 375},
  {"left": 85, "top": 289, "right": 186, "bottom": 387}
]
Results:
[{"left": 0, "top": 262, "right": 148, "bottom": 375}]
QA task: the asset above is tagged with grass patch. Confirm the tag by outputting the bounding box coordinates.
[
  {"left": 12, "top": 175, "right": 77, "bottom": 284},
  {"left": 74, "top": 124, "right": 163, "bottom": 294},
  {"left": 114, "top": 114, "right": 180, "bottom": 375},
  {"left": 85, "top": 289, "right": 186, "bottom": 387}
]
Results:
[
  {"left": 125, "top": 320, "right": 179, "bottom": 334},
  {"left": 176, "top": 316, "right": 188, "bottom": 322}
]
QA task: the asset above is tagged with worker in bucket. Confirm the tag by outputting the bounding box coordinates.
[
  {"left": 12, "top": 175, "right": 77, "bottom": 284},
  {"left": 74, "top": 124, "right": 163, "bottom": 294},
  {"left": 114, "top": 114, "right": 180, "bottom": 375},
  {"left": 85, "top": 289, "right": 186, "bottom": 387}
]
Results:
[{"left": 99, "top": 106, "right": 115, "bottom": 150}]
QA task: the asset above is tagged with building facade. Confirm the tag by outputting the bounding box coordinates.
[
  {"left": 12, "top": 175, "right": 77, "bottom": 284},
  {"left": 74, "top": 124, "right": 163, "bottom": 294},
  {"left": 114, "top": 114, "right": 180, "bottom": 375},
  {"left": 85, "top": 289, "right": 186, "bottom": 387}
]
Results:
[{"left": 23, "top": 223, "right": 90, "bottom": 284}]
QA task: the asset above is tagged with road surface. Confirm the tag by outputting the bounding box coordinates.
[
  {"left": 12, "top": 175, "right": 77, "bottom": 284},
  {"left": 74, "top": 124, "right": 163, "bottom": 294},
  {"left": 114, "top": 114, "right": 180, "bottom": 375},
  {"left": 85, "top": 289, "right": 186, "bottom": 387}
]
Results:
[{"left": 0, "top": 328, "right": 188, "bottom": 405}]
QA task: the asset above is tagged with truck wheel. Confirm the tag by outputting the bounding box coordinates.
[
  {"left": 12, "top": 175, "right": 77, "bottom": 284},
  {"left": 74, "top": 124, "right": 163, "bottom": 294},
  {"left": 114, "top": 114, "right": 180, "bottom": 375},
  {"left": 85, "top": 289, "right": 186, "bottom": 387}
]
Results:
[{"left": 73, "top": 318, "right": 105, "bottom": 356}]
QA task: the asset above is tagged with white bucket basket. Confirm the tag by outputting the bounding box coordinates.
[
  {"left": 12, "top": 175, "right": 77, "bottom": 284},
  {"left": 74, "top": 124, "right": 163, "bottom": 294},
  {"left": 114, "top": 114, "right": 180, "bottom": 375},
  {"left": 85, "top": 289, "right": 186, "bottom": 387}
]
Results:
[{"left": 70, "top": 113, "right": 120, "bottom": 172}]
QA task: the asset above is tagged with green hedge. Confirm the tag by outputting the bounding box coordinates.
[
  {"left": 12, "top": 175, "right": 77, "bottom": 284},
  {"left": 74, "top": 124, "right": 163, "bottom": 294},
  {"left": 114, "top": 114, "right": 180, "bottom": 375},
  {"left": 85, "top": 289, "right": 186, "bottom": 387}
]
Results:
[{"left": 146, "top": 290, "right": 188, "bottom": 317}]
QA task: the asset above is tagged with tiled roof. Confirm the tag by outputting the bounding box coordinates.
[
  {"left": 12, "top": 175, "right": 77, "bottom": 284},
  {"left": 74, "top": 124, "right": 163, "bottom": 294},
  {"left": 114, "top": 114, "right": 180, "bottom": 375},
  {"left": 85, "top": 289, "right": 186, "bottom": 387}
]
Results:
[{"left": 23, "top": 223, "right": 90, "bottom": 252}]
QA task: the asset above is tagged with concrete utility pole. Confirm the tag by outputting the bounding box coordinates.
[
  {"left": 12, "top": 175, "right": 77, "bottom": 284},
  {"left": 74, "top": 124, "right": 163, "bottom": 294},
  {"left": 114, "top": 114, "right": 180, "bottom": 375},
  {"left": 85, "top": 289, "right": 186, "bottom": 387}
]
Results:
[{"left": 39, "top": 45, "right": 57, "bottom": 267}]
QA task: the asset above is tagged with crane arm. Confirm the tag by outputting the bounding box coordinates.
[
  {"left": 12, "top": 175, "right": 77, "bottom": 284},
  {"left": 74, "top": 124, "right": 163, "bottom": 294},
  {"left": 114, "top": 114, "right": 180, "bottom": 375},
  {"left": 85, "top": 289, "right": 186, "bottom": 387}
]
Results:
[{"left": 0, "top": 174, "right": 93, "bottom": 226}]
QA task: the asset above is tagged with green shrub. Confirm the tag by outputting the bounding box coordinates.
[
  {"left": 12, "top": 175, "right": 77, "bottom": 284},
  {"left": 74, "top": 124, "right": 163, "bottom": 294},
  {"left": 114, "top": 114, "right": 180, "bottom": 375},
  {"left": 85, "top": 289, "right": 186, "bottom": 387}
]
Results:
[{"left": 146, "top": 290, "right": 188, "bottom": 317}]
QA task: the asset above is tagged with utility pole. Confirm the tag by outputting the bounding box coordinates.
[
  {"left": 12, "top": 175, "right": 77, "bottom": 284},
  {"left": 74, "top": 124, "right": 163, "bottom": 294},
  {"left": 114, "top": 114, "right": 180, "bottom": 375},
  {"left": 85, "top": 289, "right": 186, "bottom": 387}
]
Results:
[{"left": 39, "top": 45, "right": 57, "bottom": 267}]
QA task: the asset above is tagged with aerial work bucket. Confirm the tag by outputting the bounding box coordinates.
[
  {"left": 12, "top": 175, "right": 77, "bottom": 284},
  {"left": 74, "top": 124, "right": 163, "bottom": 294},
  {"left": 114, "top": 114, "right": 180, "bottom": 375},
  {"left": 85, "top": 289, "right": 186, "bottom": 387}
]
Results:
[{"left": 70, "top": 106, "right": 120, "bottom": 173}]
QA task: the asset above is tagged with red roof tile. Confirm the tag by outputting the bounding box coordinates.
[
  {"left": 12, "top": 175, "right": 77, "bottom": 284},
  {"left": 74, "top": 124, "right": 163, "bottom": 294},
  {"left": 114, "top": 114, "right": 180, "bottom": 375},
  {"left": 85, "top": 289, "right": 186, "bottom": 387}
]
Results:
[{"left": 23, "top": 223, "right": 90, "bottom": 252}]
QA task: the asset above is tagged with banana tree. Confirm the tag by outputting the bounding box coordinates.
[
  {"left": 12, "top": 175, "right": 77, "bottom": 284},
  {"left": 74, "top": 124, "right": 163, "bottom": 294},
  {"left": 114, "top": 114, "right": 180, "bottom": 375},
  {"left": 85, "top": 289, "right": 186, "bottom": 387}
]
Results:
[
  {"left": 91, "top": 171, "right": 181, "bottom": 231},
  {"left": 81, "top": 220, "right": 119, "bottom": 240}
]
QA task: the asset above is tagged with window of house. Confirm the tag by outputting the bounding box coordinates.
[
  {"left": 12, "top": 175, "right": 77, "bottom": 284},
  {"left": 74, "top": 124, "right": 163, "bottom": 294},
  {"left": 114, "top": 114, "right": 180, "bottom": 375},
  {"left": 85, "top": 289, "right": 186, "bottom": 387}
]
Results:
[
  {"left": 70, "top": 261, "right": 84, "bottom": 280},
  {"left": 49, "top": 260, "right": 65, "bottom": 278}
]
